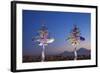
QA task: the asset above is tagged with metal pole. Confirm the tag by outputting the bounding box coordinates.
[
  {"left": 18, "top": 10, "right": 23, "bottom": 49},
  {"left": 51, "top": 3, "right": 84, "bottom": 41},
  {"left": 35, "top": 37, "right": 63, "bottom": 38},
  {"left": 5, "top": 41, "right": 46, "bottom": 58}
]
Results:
[{"left": 41, "top": 45, "right": 45, "bottom": 62}]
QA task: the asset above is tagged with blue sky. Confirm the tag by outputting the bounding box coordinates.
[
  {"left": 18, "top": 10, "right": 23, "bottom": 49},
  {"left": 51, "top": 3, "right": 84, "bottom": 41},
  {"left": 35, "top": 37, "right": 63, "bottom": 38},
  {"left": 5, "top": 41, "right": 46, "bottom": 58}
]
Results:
[{"left": 22, "top": 10, "right": 91, "bottom": 56}]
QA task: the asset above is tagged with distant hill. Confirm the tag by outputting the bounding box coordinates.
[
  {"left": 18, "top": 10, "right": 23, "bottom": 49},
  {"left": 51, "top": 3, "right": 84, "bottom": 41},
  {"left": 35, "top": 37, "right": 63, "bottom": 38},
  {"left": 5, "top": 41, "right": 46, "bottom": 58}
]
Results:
[
  {"left": 60, "top": 51, "right": 74, "bottom": 57},
  {"left": 60, "top": 48, "right": 90, "bottom": 57},
  {"left": 77, "top": 48, "right": 90, "bottom": 56}
]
